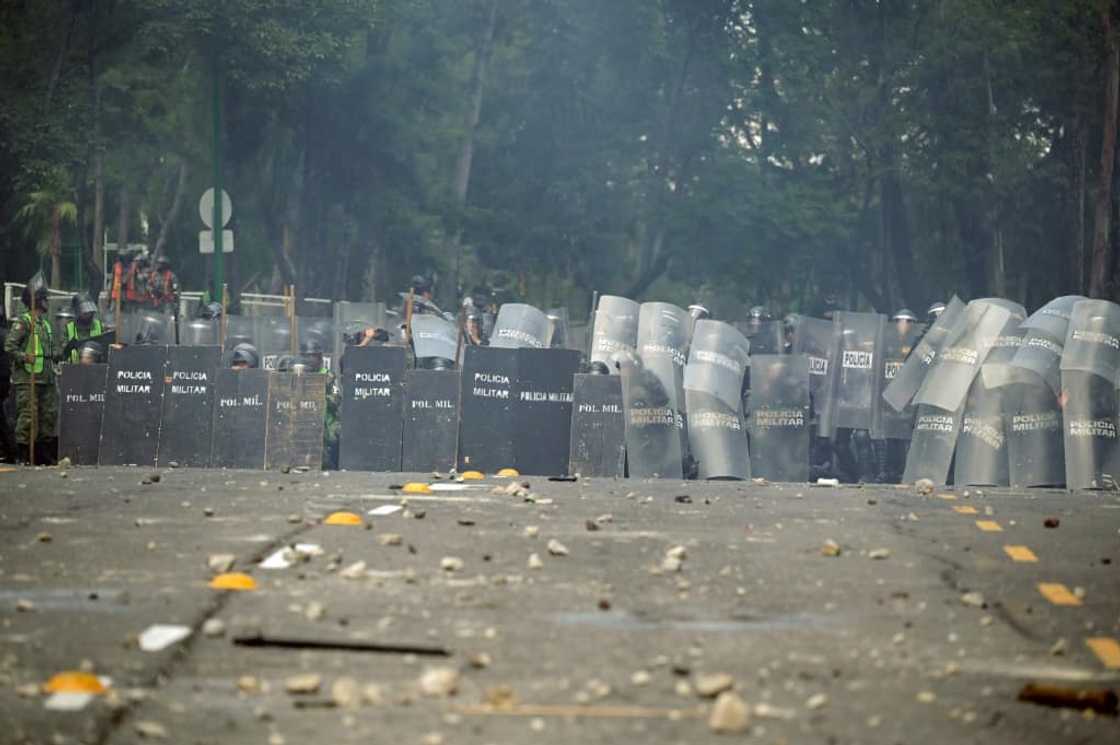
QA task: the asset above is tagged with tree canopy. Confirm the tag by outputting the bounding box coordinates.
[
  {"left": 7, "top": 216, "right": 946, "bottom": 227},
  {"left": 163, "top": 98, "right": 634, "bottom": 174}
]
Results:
[{"left": 2, "top": 0, "right": 1117, "bottom": 319}]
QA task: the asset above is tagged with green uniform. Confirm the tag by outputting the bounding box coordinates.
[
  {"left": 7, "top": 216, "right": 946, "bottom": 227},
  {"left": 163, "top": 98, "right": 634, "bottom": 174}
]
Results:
[
  {"left": 65, "top": 318, "right": 103, "bottom": 363},
  {"left": 4, "top": 310, "right": 58, "bottom": 445},
  {"left": 321, "top": 367, "right": 341, "bottom": 468}
]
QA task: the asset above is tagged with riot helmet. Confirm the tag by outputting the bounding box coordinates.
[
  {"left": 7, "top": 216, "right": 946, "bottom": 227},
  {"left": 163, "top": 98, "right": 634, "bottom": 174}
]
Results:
[
  {"left": 198, "top": 302, "right": 223, "bottom": 320},
  {"left": 589, "top": 360, "right": 611, "bottom": 375},
  {"left": 21, "top": 284, "right": 48, "bottom": 312},
  {"left": 274, "top": 354, "right": 296, "bottom": 372},
  {"left": 926, "top": 302, "right": 947, "bottom": 322},
  {"left": 230, "top": 343, "right": 260, "bottom": 370},
  {"left": 300, "top": 335, "right": 325, "bottom": 370},
  {"left": 688, "top": 304, "right": 710, "bottom": 322},
  {"left": 154, "top": 255, "right": 171, "bottom": 269},
  {"left": 892, "top": 308, "right": 918, "bottom": 323},
  {"left": 746, "top": 305, "right": 771, "bottom": 335},
  {"left": 342, "top": 320, "right": 373, "bottom": 346},
  {"left": 78, "top": 340, "right": 105, "bottom": 365},
  {"left": 410, "top": 274, "right": 432, "bottom": 295}
]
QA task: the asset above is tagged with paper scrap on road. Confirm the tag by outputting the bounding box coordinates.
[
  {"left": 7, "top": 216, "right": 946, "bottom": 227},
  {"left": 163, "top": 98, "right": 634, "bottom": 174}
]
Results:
[{"left": 138, "top": 624, "right": 192, "bottom": 652}]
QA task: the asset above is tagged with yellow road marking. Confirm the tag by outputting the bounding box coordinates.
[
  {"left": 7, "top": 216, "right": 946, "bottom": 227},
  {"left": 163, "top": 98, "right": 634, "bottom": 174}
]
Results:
[
  {"left": 1086, "top": 638, "right": 1120, "bottom": 669},
  {"left": 938, "top": 493, "right": 957, "bottom": 501},
  {"left": 975, "top": 520, "right": 1002, "bottom": 532},
  {"left": 953, "top": 505, "right": 978, "bottom": 515},
  {"left": 0, "top": 466, "right": 17, "bottom": 474},
  {"left": 1003, "top": 545, "right": 1038, "bottom": 563},
  {"left": 1037, "top": 583, "right": 1081, "bottom": 606}
]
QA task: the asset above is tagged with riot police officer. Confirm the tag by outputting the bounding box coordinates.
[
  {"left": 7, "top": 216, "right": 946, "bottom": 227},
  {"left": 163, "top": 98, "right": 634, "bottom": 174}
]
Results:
[
  {"left": 230, "top": 343, "right": 260, "bottom": 370},
  {"left": 403, "top": 275, "right": 442, "bottom": 317},
  {"left": 300, "top": 337, "right": 341, "bottom": 469},
  {"left": 5, "top": 280, "right": 58, "bottom": 464},
  {"left": 64, "top": 295, "right": 104, "bottom": 363},
  {"left": 78, "top": 340, "right": 105, "bottom": 365},
  {"left": 926, "top": 302, "right": 946, "bottom": 324}
]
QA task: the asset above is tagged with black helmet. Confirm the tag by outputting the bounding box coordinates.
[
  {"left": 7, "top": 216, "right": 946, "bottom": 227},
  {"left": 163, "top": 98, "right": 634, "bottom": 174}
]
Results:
[
  {"left": 892, "top": 308, "right": 918, "bottom": 323},
  {"left": 230, "top": 343, "right": 259, "bottom": 369},
  {"left": 589, "top": 360, "right": 611, "bottom": 375},
  {"left": 78, "top": 340, "right": 105, "bottom": 364},
  {"left": 198, "top": 302, "right": 223, "bottom": 320},
  {"left": 748, "top": 305, "right": 772, "bottom": 321},
  {"left": 371, "top": 328, "right": 390, "bottom": 343},
  {"left": 926, "top": 302, "right": 947, "bottom": 321},
  {"left": 71, "top": 294, "right": 98, "bottom": 317},
  {"left": 410, "top": 274, "right": 432, "bottom": 293},
  {"left": 274, "top": 354, "right": 296, "bottom": 372},
  {"left": 782, "top": 313, "right": 799, "bottom": 331},
  {"left": 300, "top": 336, "right": 325, "bottom": 356},
  {"left": 21, "top": 285, "right": 48, "bottom": 309}
]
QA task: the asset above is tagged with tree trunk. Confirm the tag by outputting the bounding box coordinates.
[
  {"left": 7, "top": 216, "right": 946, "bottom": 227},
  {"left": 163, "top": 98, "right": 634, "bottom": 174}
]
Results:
[
  {"left": 50, "top": 209, "right": 62, "bottom": 288},
  {"left": 117, "top": 185, "right": 129, "bottom": 258},
  {"left": 45, "top": 9, "right": 78, "bottom": 111},
  {"left": 450, "top": 0, "right": 499, "bottom": 295},
  {"left": 1090, "top": 4, "right": 1120, "bottom": 298},
  {"left": 1074, "top": 114, "right": 1088, "bottom": 293},
  {"left": 154, "top": 161, "right": 188, "bottom": 257}
]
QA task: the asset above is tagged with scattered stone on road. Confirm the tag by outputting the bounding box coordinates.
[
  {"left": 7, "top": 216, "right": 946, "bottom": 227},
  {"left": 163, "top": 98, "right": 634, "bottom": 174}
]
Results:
[{"left": 709, "top": 691, "right": 750, "bottom": 734}]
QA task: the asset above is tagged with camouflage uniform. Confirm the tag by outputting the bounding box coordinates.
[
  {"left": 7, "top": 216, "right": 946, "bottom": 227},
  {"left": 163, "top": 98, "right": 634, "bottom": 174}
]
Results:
[
  {"left": 4, "top": 310, "right": 58, "bottom": 446},
  {"left": 321, "top": 367, "right": 341, "bottom": 469}
]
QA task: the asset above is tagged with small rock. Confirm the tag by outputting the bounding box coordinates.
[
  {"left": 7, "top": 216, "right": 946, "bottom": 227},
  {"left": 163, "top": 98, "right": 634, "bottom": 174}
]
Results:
[
  {"left": 661, "top": 555, "right": 683, "bottom": 573},
  {"left": 201, "top": 618, "right": 226, "bottom": 637},
  {"left": 149, "top": 472, "right": 162, "bottom": 483},
  {"left": 708, "top": 691, "right": 750, "bottom": 734},
  {"left": 36, "top": 531, "right": 52, "bottom": 543},
  {"left": 693, "top": 673, "right": 735, "bottom": 698},
  {"left": 57, "top": 457, "right": 72, "bottom": 468},
  {"left": 15, "top": 683, "right": 39, "bottom": 698},
  {"left": 207, "top": 554, "right": 236, "bottom": 573},
  {"left": 237, "top": 675, "right": 260, "bottom": 694},
  {"left": 203, "top": 507, "right": 215, "bottom": 517},
  {"left": 1043, "top": 517, "right": 1060, "bottom": 528},
  {"left": 168, "top": 461, "right": 179, "bottom": 468},
  {"left": 960, "top": 591, "right": 985, "bottom": 608},
  {"left": 134, "top": 721, "right": 168, "bottom": 739},
  {"left": 1049, "top": 638, "right": 1068, "bottom": 656},
  {"left": 527, "top": 553, "right": 544, "bottom": 570},
  {"left": 15, "top": 599, "right": 34, "bottom": 612},
  {"left": 916, "top": 690, "right": 936, "bottom": 703},
  {"left": 524, "top": 525, "right": 540, "bottom": 538},
  {"left": 821, "top": 539, "right": 842, "bottom": 557},
  {"left": 331, "top": 677, "right": 361, "bottom": 708},
  {"left": 378, "top": 533, "right": 403, "bottom": 546},
  {"left": 546, "top": 539, "right": 568, "bottom": 557},
  {"left": 286, "top": 513, "right": 301, "bottom": 524},
  {"left": 339, "top": 561, "right": 368, "bottom": 580},
  {"left": 305, "top": 602, "right": 326, "bottom": 621},
  {"left": 594, "top": 514, "right": 614, "bottom": 525},
  {"left": 914, "top": 478, "right": 935, "bottom": 495},
  {"left": 285, "top": 673, "right": 322, "bottom": 695},
  {"left": 868, "top": 548, "right": 891, "bottom": 560},
  {"left": 468, "top": 652, "right": 492, "bottom": 669},
  {"left": 806, "top": 692, "right": 829, "bottom": 710},
  {"left": 753, "top": 702, "right": 796, "bottom": 720},
  {"left": 631, "top": 670, "right": 652, "bottom": 686},
  {"left": 418, "top": 667, "right": 460, "bottom": 697},
  {"left": 666, "top": 545, "right": 687, "bottom": 560},
  {"left": 440, "top": 556, "right": 464, "bottom": 572},
  {"left": 363, "top": 683, "right": 385, "bottom": 705},
  {"left": 585, "top": 519, "right": 599, "bottom": 532},
  {"left": 675, "top": 680, "right": 693, "bottom": 697}
]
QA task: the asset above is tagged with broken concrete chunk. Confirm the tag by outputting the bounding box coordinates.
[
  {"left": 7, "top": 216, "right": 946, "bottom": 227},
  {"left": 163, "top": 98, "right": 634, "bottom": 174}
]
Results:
[
  {"left": 134, "top": 721, "right": 168, "bottom": 739},
  {"left": 960, "top": 591, "right": 985, "bottom": 608},
  {"left": 378, "top": 533, "right": 403, "bottom": 546},
  {"left": 527, "top": 553, "right": 544, "bottom": 570},
  {"left": 709, "top": 691, "right": 750, "bottom": 734},
  {"left": 546, "top": 539, "right": 568, "bottom": 557},
  {"left": 694, "top": 673, "right": 734, "bottom": 698},
  {"left": 339, "top": 561, "right": 368, "bottom": 580},
  {"left": 418, "top": 667, "right": 460, "bottom": 697},
  {"left": 284, "top": 674, "right": 322, "bottom": 695},
  {"left": 331, "top": 677, "right": 361, "bottom": 708},
  {"left": 820, "top": 539, "right": 842, "bottom": 557},
  {"left": 868, "top": 548, "right": 891, "bottom": 560},
  {"left": 914, "top": 479, "right": 935, "bottom": 495}
]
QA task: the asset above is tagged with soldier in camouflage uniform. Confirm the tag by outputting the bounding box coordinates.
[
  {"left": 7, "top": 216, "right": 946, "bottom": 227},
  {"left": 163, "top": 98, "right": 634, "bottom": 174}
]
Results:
[
  {"left": 300, "top": 337, "right": 340, "bottom": 469},
  {"left": 5, "top": 282, "right": 58, "bottom": 464}
]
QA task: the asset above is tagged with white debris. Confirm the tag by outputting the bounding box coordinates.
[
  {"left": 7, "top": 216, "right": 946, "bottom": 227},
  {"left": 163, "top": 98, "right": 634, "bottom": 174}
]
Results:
[
  {"left": 527, "top": 553, "right": 544, "bottom": 570},
  {"left": 960, "top": 591, "right": 985, "bottom": 608},
  {"left": 868, "top": 548, "right": 891, "bottom": 560},
  {"left": 134, "top": 721, "right": 169, "bottom": 739},
  {"left": 418, "top": 667, "right": 460, "bottom": 697},
  {"left": 806, "top": 692, "right": 829, "bottom": 710},
  {"left": 284, "top": 674, "right": 322, "bottom": 694},
  {"left": 693, "top": 673, "right": 734, "bottom": 698},
  {"left": 546, "top": 539, "right": 568, "bottom": 557},
  {"left": 914, "top": 478, "right": 935, "bottom": 495},
  {"left": 441, "top": 557, "right": 465, "bottom": 572},
  {"left": 201, "top": 618, "right": 226, "bottom": 637},
  {"left": 331, "top": 677, "right": 361, "bottom": 708},
  {"left": 138, "top": 625, "right": 192, "bottom": 652},
  {"left": 339, "top": 561, "right": 368, "bottom": 580},
  {"left": 369, "top": 505, "right": 403, "bottom": 516}
]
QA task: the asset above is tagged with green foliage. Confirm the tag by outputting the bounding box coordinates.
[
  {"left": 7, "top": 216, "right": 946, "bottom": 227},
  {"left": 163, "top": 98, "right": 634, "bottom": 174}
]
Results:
[{"left": 0, "top": 0, "right": 1112, "bottom": 311}]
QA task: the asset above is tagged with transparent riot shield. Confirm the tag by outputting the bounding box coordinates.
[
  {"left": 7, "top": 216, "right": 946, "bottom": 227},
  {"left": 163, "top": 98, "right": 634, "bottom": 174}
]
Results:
[
  {"left": 589, "top": 295, "right": 640, "bottom": 372},
  {"left": 181, "top": 318, "right": 220, "bottom": 347},
  {"left": 828, "top": 311, "right": 886, "bottom": 432},
  {"left": 638, "top": 302, "right": 690, "bottom": 462},
  {"left": 490, "top": 303, "right": 550, "bottom": 349},
  {"left": 546, "top": 307, "right": 570, "bottom": 348},
  {"left": 1060, "top": 299, "right": 1120, "bottom": 489},
  {"left": 882, "top": 295, "right": 967, "bottom": 413},
  {"left": 901, "top": 404, "right": 963, "bottom": 486},
  {"left": 792, "top": 316, "right": 837, "bottom": 437},
  {"left": 1020, "top": 295, "right": 1087, "bottom": 340},
  {"left": 683, "top": 320, "right": 751, "bottom": 479},
  {"left": 872, "top": 322, "right": 922, "bottom": 440},
  {"left": 411, "top": 314, "right": 459, "bottom": 368},
  {"left": 953, "top": 376, "right": 1009, "bottom": 486},
  {"left": 1003, "top": 379, "right": 1065, "bottom": 487},
  {"left": 913, "top": 298, "right": 1022, "bottom": 413},
  {"left": 748, "top": 355, "right": 810, "bottom": 482},
  {"left": 618, "top": 351, "right": 684, "bottom": 479}
]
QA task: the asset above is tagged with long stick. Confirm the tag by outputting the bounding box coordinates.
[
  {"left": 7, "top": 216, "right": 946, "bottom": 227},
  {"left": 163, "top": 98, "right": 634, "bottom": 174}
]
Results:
[
  {"left": 403, "top": 286, "right": 415, "bottom": 358},
  {"left": 220, "top": 283, "right": 228, "bottom": 349},
  {"left": 28, "top": 297, "right": 38, "bottom": 466},
  {"left": 288, "top": 284, "right": 298, "bottom": 356}
]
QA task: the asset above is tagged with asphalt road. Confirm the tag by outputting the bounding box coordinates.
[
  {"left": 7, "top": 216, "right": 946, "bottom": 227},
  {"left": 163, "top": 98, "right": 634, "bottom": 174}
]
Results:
[{"left": 1, "top": 465, "right": 1118, "bottom": 744}]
